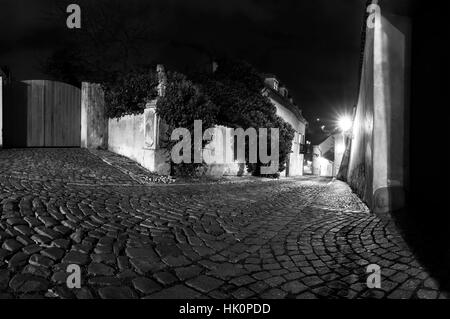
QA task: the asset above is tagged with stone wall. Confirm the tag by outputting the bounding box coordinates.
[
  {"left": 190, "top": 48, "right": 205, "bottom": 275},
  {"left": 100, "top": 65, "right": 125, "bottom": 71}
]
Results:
[
  {"left": 107, "top": 103, "right": 170, "bottom": 175},
  {"left": 108, "top": 113, "right": 145, "bottom": 165},
  {"left": 340, "top": 4, "right": 410, "bottom": 214},
  {"left": 81, "top": 78, "right": 307, "bottom": 178},
  {"left": 81, "top": 82, "right": 170, "bottom": 175},
  {"left": 108, "top": 116, "right": 244, "bottom": 177}
]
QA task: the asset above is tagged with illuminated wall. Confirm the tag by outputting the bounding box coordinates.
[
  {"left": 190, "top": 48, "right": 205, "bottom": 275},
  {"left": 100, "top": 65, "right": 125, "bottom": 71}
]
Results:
[
  {"left": 333, "top": 134, "right": 345, "bottom": 176},
  {"left": 312, "top": 134, "right": 345, "bottom": 178},
  {"left": 270, "top": 97, "right": 307, "bottom": 177},
  {"left": 342, "top": 4, "right": 410, "bottom": 213}
]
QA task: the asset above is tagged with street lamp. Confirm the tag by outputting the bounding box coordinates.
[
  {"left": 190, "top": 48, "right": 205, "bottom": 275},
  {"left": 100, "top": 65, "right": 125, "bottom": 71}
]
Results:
[
  {"left": 336, "top": 115, "right": 353, "bottom": 158},
  {"left": 337, "top": 115, "right": 353, "bottom": 133}
]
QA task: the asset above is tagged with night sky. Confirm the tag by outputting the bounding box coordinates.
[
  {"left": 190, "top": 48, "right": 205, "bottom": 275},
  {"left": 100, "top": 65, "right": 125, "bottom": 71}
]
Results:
[{"left": 0, "top": 0, "right": 367, "bottom": 143}]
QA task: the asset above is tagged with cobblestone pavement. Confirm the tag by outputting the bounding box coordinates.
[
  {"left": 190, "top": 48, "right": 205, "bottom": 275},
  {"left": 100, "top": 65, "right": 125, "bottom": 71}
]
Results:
[{"left": 0, "top": 149, "right": 446, "bottom": 299}]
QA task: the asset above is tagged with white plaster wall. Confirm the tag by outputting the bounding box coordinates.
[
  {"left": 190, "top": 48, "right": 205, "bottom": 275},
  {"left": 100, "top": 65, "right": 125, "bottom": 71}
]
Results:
[
  {"left": 344, "top": 9, "right": 409, "bottom": 213},
  {"left": 107, "top": 98, "right": 308, "bottom": 178},
  {"left": 288, "top": 136, "right": 303, "bottom": 177},
  {"left": 333, "top": 134, "right": 345, "bottom": 176},
  {"left": 108, "top": 113, "right": 170, "bottom": 174},
  {"left": 108, "top": 114, "right": 145, "bottom": 162},
  {"left": 270, "top": 98, "right": 306, "bottom": 177},
  {"left": 318, "top": 136, "right": 334, "bottom": 156},
  {"left": 312, "top": 135, "right": 343, "bottom": 177},
  {"left": 108, "top": 114, "right": 153, "bottom": 170},
  {"left": 109, "top": 118, "right": 243, "bottom": 177},
  {"left": 274, "top": 102, "right": 306, "bottom": 135},
  {"left": 313, "top": 156, "right": 333, "bottom": 177},
  {"left": 372, "top": 14, "right": 408, "bottom": 213},
  {"left": 346, "top": 23, "right": 375, "bottom": 204}
]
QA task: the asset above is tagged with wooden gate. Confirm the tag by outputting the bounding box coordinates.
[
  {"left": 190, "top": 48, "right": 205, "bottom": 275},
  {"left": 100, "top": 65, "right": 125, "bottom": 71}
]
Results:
[{"left": 3, "top": 80, "right": 81, "bottom": 147}]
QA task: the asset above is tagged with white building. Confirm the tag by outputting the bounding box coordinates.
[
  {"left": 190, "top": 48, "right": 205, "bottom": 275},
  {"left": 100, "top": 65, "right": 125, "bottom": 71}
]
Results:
[
  {"left": 312, "top": 133, "right": 345, "bottom": 177},
  {"left": 262, "top": 75, "right": 308, "bottom": 177}
]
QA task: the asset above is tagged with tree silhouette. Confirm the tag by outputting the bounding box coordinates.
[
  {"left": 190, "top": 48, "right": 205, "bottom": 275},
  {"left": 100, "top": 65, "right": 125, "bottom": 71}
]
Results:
[{"left": 43, "top": 0, "right": 163, "bottom": 83}]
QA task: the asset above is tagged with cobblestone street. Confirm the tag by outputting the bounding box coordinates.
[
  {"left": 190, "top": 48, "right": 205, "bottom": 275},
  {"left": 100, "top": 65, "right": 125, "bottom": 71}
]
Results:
[{"left": 0, "top": 149, "right": 445, "bottom": 299}]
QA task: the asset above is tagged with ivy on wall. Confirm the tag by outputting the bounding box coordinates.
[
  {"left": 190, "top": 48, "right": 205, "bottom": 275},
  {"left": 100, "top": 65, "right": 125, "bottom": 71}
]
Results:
[
  {"left": 102, "top": 60, "right": 295, "bottom": 177},
  {"left": 103, "top": 69, "right": 159, "bottom": 118},
  {"left": 156, "top": 71, "right": 219, "bottom": 177},
  {"left": 194, "top": 58, "right": 295, "bottom": 176}
]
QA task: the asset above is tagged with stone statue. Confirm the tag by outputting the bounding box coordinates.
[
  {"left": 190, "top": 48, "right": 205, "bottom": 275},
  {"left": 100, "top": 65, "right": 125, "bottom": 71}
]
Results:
[{"left": 156, "top": 64, "right": 167, "bottom": 97}]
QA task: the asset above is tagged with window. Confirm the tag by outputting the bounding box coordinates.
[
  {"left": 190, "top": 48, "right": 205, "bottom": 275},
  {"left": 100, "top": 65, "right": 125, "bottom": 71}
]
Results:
[
  {"left": 293, "top": 132, "right": 299, "bottom": 145},
  {"left": 298, "top": 133, "right": 308, "bottom": 154}
]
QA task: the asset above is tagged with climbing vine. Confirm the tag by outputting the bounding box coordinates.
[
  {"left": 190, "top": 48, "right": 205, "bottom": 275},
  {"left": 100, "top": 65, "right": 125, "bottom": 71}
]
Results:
[
  {"left": 103, "top": 69, "right": 159, "bottom": 118},
  {"left": 102, "top": 60, "right": 296, "bottom": 177}
]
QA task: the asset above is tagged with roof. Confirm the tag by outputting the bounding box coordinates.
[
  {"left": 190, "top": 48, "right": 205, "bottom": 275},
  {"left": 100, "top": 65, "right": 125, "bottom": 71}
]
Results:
[
  {"left": 261, "top": 75, "right": 308, "bottom": 125},
  {"left": 263, "top": 86, "right": 308, "bottom": 125},
  {"left": 261, "top": 73, "right": 278, "bottom": 79}
]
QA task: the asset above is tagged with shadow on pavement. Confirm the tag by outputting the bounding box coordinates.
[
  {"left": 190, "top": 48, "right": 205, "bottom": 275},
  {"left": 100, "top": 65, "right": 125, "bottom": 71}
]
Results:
[
  {"left": 398, "top": 0, "right": 450, "bottom": 294},
  {"left": 390, "top": 208, "right": 450, "bottom": 293}
]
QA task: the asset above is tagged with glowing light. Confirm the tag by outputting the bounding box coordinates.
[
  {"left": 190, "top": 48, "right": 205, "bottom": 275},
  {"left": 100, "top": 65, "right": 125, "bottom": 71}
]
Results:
[
  {"left": 338, "top": 116, "right": 353, "bottom": 132},
  {"left": 318, "top": 156, "right": 330, "bottom": 168},
  {"left": 336, "top": 143, "right": 346, "bottom": 153}
]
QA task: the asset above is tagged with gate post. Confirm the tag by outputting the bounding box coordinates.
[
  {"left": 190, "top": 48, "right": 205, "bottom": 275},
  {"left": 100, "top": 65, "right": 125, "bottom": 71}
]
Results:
[
  {"left": 81, "top": 82, "right": 108, "bottom": 149},
  {"left": 141, "top": 64, "right": 170, "bottom": 174}
]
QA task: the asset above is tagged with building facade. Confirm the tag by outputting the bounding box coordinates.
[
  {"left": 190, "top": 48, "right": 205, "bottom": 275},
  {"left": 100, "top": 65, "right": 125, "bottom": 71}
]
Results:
[
  {"left": 262, "top": 75, "right": 308, "bottom": 177},
  {"left": 312, "top": 133, "right": 345, "bottom": 177}
]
